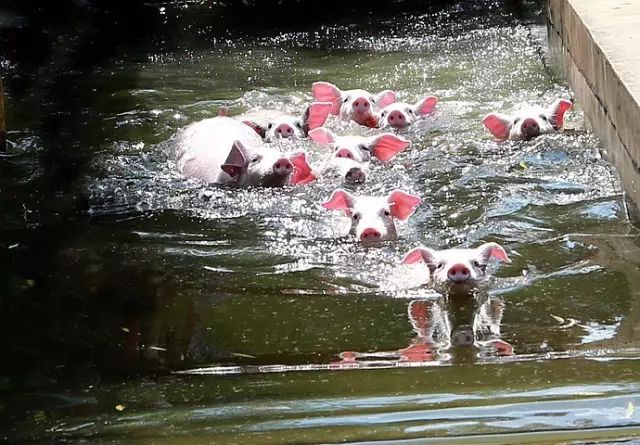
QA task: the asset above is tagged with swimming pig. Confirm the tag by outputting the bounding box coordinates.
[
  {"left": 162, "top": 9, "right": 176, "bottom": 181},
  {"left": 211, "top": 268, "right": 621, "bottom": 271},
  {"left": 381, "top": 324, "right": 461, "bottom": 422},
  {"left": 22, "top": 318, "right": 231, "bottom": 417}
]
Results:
[
  {"left": 175, "top": 116, "right": 310, "bottom": 187},
  {"left": 482, "top": 99, "right": 573, "bottom": 140},
  {"left": 220, "top": 102, "right": 333, "bottom": 141},
  {"left": 322, "top": 188, "right": 421, "bottom": 244},
  {"left": 402, "top": 243, "right": 511, "bottom": 294},
  {"left": 308, "top": 127, "right": 410, "bottom": 163},
  {"left": 376, "top": 95, "right": 438, "bottom": 129},
  {"left": 312, "top": 81, "right": 396, "bottom": 128}
]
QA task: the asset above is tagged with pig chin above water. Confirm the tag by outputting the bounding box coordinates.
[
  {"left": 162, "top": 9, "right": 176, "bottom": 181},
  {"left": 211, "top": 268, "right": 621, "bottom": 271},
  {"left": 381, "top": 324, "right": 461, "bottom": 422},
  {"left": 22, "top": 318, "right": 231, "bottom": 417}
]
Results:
[{"left": 174, "top": 116, "right": 307, "bottom": 187}]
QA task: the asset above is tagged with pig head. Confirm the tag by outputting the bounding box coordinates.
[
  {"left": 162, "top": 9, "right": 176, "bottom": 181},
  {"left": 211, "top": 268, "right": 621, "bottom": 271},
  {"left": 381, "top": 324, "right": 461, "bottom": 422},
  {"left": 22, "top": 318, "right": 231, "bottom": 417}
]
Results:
[
  {"left": 377, "top": 96, "right": 438, "bottom": 129},
  {"left": 483, "top": 99, "right": 573, "bottom": 140},
  {"left": 309, "top": 127, "right": 410, "bottom": 163},
  {"left": 312, "top": 81, "right": 396, "bottom": 128},
  {"left": 402, "top": 242, "right": 511, "bottom": 294},
  {"left": 262, "top": 102, "right": 333, "bottom": 141},
  {"left": 322, "top": 189, "right": 421, "bottom": 244}
]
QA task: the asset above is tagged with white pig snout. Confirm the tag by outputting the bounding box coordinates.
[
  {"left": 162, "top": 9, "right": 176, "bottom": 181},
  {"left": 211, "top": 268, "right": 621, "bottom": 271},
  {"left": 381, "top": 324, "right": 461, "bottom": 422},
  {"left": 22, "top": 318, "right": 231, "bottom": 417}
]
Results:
[
  {"left": 387, "top": 110, "right": 407, "bottom": 127},
  {"left": 447, "top": 263, "right": 471, "bottom": 283},
  {"left": 352, "top": 97, "right": 371, "bottom": 114},
  {"left": 520, "top": 118, "right": 540, "bottom": 138},
  {"left": 275, "top": 123, "right": 295, "bottom": 138},
  {"left": 360, "top": 227, "right": 382, "bottom": 242},
  {"left": 345, "top": 167, "right": 366, "bottom": 184},
  {"left": 273, "top": 158, "right": 293, "bottom": 176}
]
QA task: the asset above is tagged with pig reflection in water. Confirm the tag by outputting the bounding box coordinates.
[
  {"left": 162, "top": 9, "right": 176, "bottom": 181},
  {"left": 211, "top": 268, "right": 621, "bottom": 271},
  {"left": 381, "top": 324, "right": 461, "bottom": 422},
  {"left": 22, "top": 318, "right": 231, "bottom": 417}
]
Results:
[
  {"left": 402, "top": 243, "right": 511, "bottom": 295},
  {"left": 332, "top": 296, "right": 512, "bottom": 368},
  {"left": 321, "top": 188, "right": 421, "bottom": 244}
]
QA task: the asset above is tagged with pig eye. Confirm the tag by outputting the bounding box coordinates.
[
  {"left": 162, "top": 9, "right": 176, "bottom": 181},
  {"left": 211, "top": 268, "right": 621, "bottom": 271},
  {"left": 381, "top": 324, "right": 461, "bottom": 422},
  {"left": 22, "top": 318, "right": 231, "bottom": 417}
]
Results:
[
  {"left": 352, "top": 213, "right": 360, "bottom": 221},
  {"left": 408, "top": 109, "right": 414, "bottom": 114},
  {"left": 343, "top": 97, "right": 349, "bottom": 103},
  {"left": 383, "top": 209, "right": 391, "bottom": 216},
  {"left": 295, "top": 121, "right": 303, "bottom": 128},
  {"left": 436, "top": 262, "right": 444, "bottom": 270},
  {"left": 381, "top": 111, "right": 387, "bottom": 117},
  {"left": 472, "top": 260, "right": 480, "bottom": 268},
  {"left": 251, "top": 155, "right": 261, "bottom": 164},
  {"left": 267, "top": 123, "right": 273, "bottom": 129},
  {"left": 539, "top": 114, "right": 548, "bottom": 121},
  {"left": 513, "top": 118, "right": 520, "bottom": 124}
]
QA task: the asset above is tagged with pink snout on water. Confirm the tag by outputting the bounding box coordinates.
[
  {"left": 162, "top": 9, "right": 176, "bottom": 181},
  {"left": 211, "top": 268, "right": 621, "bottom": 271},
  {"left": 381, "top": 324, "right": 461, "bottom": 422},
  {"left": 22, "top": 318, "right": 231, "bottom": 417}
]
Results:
[
  {"left": 335, "top": 148, "right": 354, "bottom": 160},
  {"left": 521, "top": 118, "right": 540, "bottom": 138},
  {"left": 387, "top": 110, "right": 407, "bottom": 127},
  {"left": 275, "top": 123, "right": 295, "bottom": 138},
  {"left": 360, "top": 227, "right": 382, "bottom": 241},
  {"left": 352, "top": 97, "right": 371, "bottom": 114},
  {"left": 345, "top": 167, "right": 366, "bottom": 184},
  {"left": 447, "top": 263, "right": 471, "bottom": 283},
  {"left": 273, "top": 158, "right": 293, "bottom": 176}
]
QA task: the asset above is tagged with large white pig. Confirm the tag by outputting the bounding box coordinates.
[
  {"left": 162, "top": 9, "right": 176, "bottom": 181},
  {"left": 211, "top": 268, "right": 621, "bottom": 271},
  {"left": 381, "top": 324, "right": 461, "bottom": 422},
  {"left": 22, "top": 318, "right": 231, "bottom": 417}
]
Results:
[
  {"left": 219, "top": 102, "right": 333, "bottom": 141},
  {"left": 308, "top": 127, "right": 410, "bottom": 163},
  {"left": 482, "top": 99, "right": 573, "bottom": 140},
  {"left": 402, "top": 243, "right": 511, "bottom": 294},
  {"left": 376, "top": 95, "right": 438, "bottom": 129},
  {"left": 322, "top": 188, "right": 421, "bottom": 243},
  {"left": 312, "top": 81, "right": 396, "bottom": 128},
  {"left": 174, "top": 116, "right": 310, "bottom": 187}
]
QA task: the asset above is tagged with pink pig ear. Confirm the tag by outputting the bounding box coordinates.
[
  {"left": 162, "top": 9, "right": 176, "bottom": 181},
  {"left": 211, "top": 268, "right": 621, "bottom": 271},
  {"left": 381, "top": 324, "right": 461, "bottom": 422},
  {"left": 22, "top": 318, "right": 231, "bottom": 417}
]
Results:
[
  {"left": 369, "top": 134, "right": 410, "bottom": 162},
  {"left": 387, "top": 190, "right": 421, "bottom": 221},
  {"left": 375, "top": 90, "right": 396, "bottom": 108},
  {"left": 322, "top": 189, "right": 355, "bottom": 214},
  {"left": 415, "top": 96, "right": 438, "bottom": 116},
  {"left": 402, "top": 247, "right": 437, "bottom": 265},
  {"left": 304, "top": 102, "right": 333, "bottom": 131},
  {"left": 312, "top": 82, "right": 342, "bottom": 115},
  {"left": 221, "top": 141, "right": 248, "bottom": 179},
  {"left": 476, "top": 242, "right": 511, "bottom": 263},
  {"left": 308, "top": 127, "right": 337, "bottom": 145},
  {"left": 548, "top": 98, "right": 573, "bottom": 130},
  {"left": 482, "top": 113, "right": 512, "bottom": 140},
  {"left": 289, "top": 152, "right": 316, "bottom": 185}
]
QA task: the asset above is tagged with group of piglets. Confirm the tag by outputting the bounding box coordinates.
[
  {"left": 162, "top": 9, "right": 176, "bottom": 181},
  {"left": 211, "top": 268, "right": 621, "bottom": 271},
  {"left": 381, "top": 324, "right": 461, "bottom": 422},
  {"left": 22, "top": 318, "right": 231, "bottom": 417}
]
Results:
[{"left": 173, "top": 80, "right": 574, "bottom": 295}]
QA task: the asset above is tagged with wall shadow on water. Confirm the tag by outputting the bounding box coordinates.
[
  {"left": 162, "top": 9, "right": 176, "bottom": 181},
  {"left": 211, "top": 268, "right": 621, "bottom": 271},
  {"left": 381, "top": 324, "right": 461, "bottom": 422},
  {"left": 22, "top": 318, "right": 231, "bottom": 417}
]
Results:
[{"left": 0, "top": 0, "right": 540, "bottom": 394}]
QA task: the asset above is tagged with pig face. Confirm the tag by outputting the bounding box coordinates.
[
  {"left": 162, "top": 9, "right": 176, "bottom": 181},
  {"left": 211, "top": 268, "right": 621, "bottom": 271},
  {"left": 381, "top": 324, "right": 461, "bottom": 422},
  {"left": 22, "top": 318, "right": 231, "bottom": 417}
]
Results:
[
  {"left": 322, "top": 189, "right": 421, "bottom": 244},
  {"left": 289, "top": 152, "right": 367, "bottom": 186},
  {"left": 312, "top": 81, "right": 396, "bottom": 128},
  {"left": 377, "top": 96, "right": 438, "bottom": 129},
  {"left": 483, "top": 99, "right": 573, "bottom": 140},
  {"left": 309, "top": 127, "right": 410, "bottom": 163},
  {"left": 263, "top": 102, "right": 333, "bottom": 141},
  {"left": 221, "top": 141, "right": 307, "bottom": 187},
  {"left": 402, "top": 243, "right": 511, "bottom": 294}
]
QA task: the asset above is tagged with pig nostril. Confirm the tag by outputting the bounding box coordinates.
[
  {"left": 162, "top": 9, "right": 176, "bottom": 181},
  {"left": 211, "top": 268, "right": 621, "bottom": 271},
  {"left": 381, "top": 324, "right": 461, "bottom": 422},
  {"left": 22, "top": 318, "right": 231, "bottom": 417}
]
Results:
[{"left": 354, "top": 101, "right": 359, "bottom": 107}]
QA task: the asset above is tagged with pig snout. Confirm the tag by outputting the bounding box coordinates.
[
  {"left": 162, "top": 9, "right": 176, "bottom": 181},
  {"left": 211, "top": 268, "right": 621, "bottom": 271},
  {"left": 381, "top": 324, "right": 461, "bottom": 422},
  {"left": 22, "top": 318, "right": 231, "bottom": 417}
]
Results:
[
  {"left": 352, "top": 97, "right": 371, "bottom": 114},
  {"left": 275, "top": 123, "right": 295, "bottom": 138},
  {"left": 387, "top": 110, "right": 407, "bottom": 128},
  {"left": 447, "top": 263, "right": 471, "bottom": 283},
  {"left": 273, "top": 158, "right": 293, "bottom": 176},
  {"left": 335, "top": 148, "right": 355, "bottom": 160},
  {"left": 521, "top": 118, "right": 540, "bottom": 139},
  {"left": 360, "top": 227, "right": 382, "bottom": 241},
  {"left": 345, "top": 167, "right": 366, "bottom": 184}
]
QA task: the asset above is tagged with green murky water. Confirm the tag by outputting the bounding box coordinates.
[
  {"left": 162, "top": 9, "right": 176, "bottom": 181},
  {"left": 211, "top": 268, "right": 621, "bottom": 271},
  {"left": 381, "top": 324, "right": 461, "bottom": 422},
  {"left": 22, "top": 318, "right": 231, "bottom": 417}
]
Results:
[{"left": 2, "top": 1, "right": 640, "bottom": 443}]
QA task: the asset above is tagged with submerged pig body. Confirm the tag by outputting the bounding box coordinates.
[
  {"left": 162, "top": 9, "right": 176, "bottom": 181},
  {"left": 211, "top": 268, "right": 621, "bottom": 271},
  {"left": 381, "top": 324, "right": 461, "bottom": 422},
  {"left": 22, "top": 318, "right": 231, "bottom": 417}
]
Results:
[
  {"left": 322, "top": 189, "right": 421, "bottom": 244},
  {"left": 482, "top": 99, "right": 573, "bottom": 140},
  {"left": 175, "top": 116, "right": 304, "bottom": 187},
  {"left": 225, "top": 102, "right": 332, "bottom": 141},
  {"left": 402, "top": 243, "right": 511, "bottom": 294},
  {"left": 312, "top": 81, "right": 396, "bottom": 128}
]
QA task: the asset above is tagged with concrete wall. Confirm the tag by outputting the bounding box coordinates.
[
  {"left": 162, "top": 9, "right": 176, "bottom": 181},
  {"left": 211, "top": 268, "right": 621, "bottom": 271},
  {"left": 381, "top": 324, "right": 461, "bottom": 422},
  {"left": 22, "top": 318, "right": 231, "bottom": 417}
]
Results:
[{"left": 546, "top": 0, "right": 640, "bottom": 212}]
